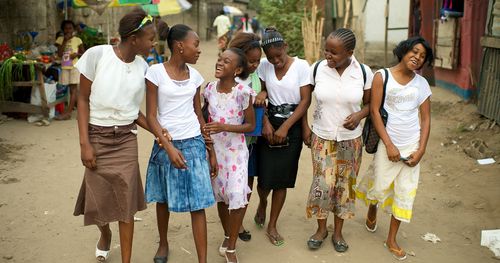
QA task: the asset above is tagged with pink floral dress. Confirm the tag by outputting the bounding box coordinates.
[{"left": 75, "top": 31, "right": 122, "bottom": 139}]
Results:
[{"left": 204, "top": 81, "right": 255, "bottom": 210}]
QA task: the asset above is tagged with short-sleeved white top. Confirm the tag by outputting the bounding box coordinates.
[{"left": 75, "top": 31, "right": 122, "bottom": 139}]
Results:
[
  {"left": 75, "top": 45, "right": 149, "bottom": 127},
  {"left": 381, "top": 69, "right": 432, "bottom": 147},
  {"left": 310, "top": 57, "right": 373, "bottom": 141},
  {"left": 257, "top": 57, "right": 311, "bottom": 106},
  {"left": 145, "top": 63, "right": 204, "bottom": 140}
]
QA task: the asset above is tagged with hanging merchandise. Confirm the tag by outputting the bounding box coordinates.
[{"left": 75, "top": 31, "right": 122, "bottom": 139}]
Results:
[{"left": 440, "top": 0, "right": 464, "bottom": 20}]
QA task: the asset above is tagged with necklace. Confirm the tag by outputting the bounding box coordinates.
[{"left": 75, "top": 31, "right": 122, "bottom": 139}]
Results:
[{"left": 116, "top": 46, "right": 132, "bottom": 74}]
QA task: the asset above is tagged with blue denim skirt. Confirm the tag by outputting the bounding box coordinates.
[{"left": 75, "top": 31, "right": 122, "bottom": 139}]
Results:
[{"left": 145, "top": 135, "right": 215, "bottom": 212}]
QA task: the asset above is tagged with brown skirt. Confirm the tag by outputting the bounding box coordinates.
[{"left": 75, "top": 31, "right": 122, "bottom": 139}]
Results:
[{"left": 73, "top": 123, "right": 147, "bottom": 226}]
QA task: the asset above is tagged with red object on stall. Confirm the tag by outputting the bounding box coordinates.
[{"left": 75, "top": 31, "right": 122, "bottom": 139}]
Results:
[{"left": 0, "top": 43, "right": 13, "bottom": 61}]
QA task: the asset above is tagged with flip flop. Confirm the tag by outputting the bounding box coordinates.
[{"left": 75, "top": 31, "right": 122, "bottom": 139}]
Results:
[
  {"left": 266, "top": 232, "right": 284, "bottom": 246},
  {"left": 332, "top": 238, "right": 349, "bottom": 253},
  {"left": 365, "top": 217, "right": 377, "bottom": 233},
  {"left": 307, "top": 232, "right": 328, "bottom": 250},
  {"left": 384, "top": 242, "right": 407, "bottom": 261},
  {"left": 238, "top": 230, "right": 251, "bottom": 241},
  {"left": 254, "top": 211, "right": 265, "bottom": 229}
]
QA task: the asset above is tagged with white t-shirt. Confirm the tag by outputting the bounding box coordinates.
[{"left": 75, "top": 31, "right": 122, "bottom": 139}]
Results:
[
  {"left": 75, "top": 45, "right": 148, "bottom": 127},
  {"left": 310, "top": 57, "right": 373, "bottom": 141},
  {"left": 381, "top": 69, "right": 432, "bottom": 147},
  {"left": 257, "top": 57, "right": 311, "bottom": 106},
  {"left": 213, "top": 15, "right": 231, "bottom": 38},
  {"left": 145, "top": 63, "right": 204, "bottom": 140}
]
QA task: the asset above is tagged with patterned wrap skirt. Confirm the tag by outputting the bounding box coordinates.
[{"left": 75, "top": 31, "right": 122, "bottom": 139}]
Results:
[
  {"left": 306, "top": 134, "right": 362, "bottom": 220},
  {"left": 73, "top": 123, "right": 147, "bottom": 226}
]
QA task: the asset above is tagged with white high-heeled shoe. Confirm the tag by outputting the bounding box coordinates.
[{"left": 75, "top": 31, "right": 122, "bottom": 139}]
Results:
[
  {"left": 225, "top": 249, "right": 238, "bottom": 263},
  {"left": 218, "top": 236, "right": 229, "bottom": 257},
  {"left": 95, "top": 240, "right": 110, "bottom": 262}
]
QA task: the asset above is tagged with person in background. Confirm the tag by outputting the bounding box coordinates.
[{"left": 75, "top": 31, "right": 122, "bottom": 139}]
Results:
[
  {"left": 213, "top": 10, "right": 232, "bottom": 54},
  {"left": 55, "top": 19, "right": 85, "bottom": 120}
]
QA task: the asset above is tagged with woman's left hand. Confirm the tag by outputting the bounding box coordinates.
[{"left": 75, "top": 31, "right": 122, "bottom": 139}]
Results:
[
  {"left": 204, "top": 122, "right": 225, "bottom": 134},
  {"left": 209, "top": 154, "right": 218, "bottom": 179},
  {"left": 273, "top": 127, "right": 288, "bottom": 144},
  {"left": 404, "top": 150, "right": 424, "bottom": 167},
  {"left": 343, "top": 112, "right": 362, "bottom": 130}
]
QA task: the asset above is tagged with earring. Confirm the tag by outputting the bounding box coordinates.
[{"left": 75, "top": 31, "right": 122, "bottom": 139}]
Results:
[
  {"left": 180, "top": 50, "right": 184, "bottom": 54},
  {"left": 234, "top": 72, "right": 237, "bottom": 77}
]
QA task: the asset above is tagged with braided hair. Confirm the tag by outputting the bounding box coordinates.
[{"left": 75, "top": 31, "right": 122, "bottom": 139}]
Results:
[{"left": 329, "top": 28, "right": 356, "bottom": 51}]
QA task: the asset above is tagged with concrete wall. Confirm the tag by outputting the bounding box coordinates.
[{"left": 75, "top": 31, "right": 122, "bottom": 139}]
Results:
[{"left": 361, "top": 0, "right": 410, "bottom": 68}]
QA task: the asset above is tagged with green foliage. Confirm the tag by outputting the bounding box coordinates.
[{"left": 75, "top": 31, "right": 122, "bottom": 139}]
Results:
[
  {"left": 0, "top": 56, "right": 35, "bottom": 101},
  {"left": 78, "top": 29, "right": 106, "bottom": 50},
  {"left": 258, "top": 0, "right": 306, "bottom": 58}
]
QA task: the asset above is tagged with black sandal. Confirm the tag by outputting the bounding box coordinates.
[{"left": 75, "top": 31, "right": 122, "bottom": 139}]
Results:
[
  {"left": 307, "top": 232, "right": 328, "bottom": 250},
  {"left": 332, "top": 238, "right": 349, "bottom": 253},
  {"left": 153, "top": 255, "right": 168, "bottom": 263},
  {"left": 238, "top": 230, "right": 251, "bottom": 241}
]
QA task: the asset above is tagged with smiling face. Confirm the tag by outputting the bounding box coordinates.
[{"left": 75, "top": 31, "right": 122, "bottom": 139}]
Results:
[
  {"left": 133, "top": 25, "right": 156, "bottom": 57},
  {"left": 324, "top": 36, "right": 353, "bottom": 69},
  {"left": 179, "top": 31, "right": 201, "bottom": 64},
  {"left": 402, "top": 43, "right": 427, "bottom": 71},
  {"left": 264, "top": 44, "right": 288, "bottom": 69},
  {"left": 246, "top": 47, "right": 262, "bottom": 74},
  {"left": 215, "top": 50, "right": 242, "bottom": 79}
]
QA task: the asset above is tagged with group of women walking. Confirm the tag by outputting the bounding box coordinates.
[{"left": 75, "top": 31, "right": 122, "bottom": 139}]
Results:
[{"left": 73, "top": 8, "right": 434, "bottom": 263}]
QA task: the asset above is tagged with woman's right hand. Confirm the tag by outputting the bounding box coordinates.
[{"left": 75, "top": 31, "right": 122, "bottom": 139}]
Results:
[
  {"left": 303, "top": 126, "right": 312, "bottom": 148},
  {"left": 255, "top": 91, "right": 267, "bottom": 108},
  {"left": 262, "top": 117, "right": 275, "bottom": 144},
  {"left": 164, "top": 144, "right": 188, "bottom": 169},
  {"left": 80, "top": 143, "right": 97, "bottom": 169},
  {"left": 385, "top": 143, "right": 401, "bottom": 162}
]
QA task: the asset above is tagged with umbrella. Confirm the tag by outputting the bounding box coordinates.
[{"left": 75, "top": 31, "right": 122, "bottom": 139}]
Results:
[
  {"left": 223, "top": 5, "right": 243, "bottom": 16},
  {"left": 72, "top": 0, "right": 151, "bottom": 15},
  {"left": 142, "top": 0, "right": 192, "bottom": 16}
]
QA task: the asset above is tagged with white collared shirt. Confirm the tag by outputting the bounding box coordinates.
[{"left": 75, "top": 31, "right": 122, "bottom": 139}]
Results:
[{"left": 310, "top": 56, "right": 373, "bottom": 141}]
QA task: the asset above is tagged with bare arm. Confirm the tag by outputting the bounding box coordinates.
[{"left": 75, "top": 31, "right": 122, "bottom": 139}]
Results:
[
  {"left": 344, "top": 88, "right": 371, "bottom": 130},
  {"left": 135, "top": 111, "right": 151, "bottom": 132},
  {"left": 146, "top": 79, "right": 186, "bottom": 169},
  {"left": 405, "top": 98, "right": 431, "bottom": 167},
  {"left": 204, "top": 96, "right": 256, "bottom": 133},
  {"left": 273, "top": 84, "right": 312, "bottom": 143},
  {"left": 77, "top": 75, "right": 96, "bottom": 169},
  {"left": 370, "top": 72, "right": 400, "bottom": 162}
]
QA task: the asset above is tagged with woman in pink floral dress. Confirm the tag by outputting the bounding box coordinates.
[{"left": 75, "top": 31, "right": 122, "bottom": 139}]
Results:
[{"left": 203, "top": 48, "right": 256, "bottom": 263}]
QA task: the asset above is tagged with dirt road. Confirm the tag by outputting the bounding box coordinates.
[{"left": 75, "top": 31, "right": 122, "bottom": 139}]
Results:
[{"left": 0, "top": 40, "right": 499, "bottom": 263}]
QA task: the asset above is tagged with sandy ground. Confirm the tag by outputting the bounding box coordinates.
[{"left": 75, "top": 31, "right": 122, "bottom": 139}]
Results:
[{"left": 0, "top": 40, "right": 499, "bottom": 263}]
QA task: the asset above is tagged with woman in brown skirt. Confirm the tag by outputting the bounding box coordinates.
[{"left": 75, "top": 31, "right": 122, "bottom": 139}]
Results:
[{"left": 73, "top": 9, "right": 155, "bottom": 263}]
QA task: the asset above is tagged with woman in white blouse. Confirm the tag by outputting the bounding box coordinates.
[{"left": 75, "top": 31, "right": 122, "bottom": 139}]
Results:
[
  {"left": 304, "top": 28, "right": 373, "bottom": 252},
  {"left": 254, "top": 27, "right": 312, "bottom": 246},
  {"left": 74, "top": 9, "right": 154, "bottom": 263}
]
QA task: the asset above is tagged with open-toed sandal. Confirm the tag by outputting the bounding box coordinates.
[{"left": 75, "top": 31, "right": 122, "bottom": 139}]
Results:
[
  {"left": 365, "top": 217, "right": 377, "bottom": 233},
  {"left": 95, "top": 240, "right": 110, "bottom": 262},
  {"left": 384, "top": 242, "right": 407, "bottom": 261},
  {"left": 266, "top": 232, "right": 284, "bottom": 246},
  {"left": 225, "top": 249, "right": 238, "bottom": 263},
  {"left": 238, "top": 230, "right": 251, "bottom": 241}
]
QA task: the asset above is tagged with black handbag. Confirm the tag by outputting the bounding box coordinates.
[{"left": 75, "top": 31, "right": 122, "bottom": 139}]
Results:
[{"left": 362, "top": 68, "right": 389, "bottom": 154}]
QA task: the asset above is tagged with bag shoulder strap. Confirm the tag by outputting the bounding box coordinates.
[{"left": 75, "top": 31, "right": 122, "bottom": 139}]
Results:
[
  {"left": 380, "top": 68, "right": 389, "bottom": 109},
  {"left": 360, "top": 63, "right": 367, "bottom": 85},
  {"left": 312, "top": 59, "right": 324, "bottom": 84}
]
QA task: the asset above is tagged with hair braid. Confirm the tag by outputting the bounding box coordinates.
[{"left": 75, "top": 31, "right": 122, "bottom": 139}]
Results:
[{"left": 329, "top": 28, "right": 356, "bottom": 51}]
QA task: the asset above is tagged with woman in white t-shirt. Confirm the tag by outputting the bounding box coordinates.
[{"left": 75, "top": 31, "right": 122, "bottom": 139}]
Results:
[
  {"left": 144, "top": 24, "right": 216, "bottom": 263},
  {"left": 355, "top": 36, "right": 434, "bottom": 260},
  {"left": 74, "top": 9, "right": 154, "bottom": 263},
  {"left": 254, "top": 27, "right": 312, "bottom": 246},
  {"left": 303, "top": 28, "right": 373, "bottom": 252}
]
